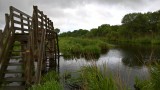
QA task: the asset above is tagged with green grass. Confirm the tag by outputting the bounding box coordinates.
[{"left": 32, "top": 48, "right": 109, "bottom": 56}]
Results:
[
  {"left": 135, "top": 64, "right": 160, "bottom": 90},
  {"left": 59, "top": 37, "right": 109, "bottom": 60},
  {"left": 64, "top": 65, "right": 128, "bottom": 90},
  {"left": 12, "top": 41, "right": 21, "bottom": 56},
  {"left": 79, "top": 65, "right": 117, "bottom": 90},
  {"left": 107, "top": 35, "right": 160, "bottom": 45},
  {"left": 29, "top": 64, "right": 129, "bottom": 90},
  {"left": 29, "top": 71, "right": 62, "bottom": 90}
]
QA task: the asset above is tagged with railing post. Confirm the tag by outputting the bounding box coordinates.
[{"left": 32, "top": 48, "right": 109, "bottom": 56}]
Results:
[
  {"left": 55, "top": 32, "right": 60, "bottom": 72},
  {"left": 0, "top": 30, "right": 2, "bottom": 63}
]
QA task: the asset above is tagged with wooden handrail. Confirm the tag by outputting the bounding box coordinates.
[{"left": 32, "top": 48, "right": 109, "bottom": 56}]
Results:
[
  {"left": 0, "top": 30, "right": 2, "bottom": 62},
  {"left": 10, "top": 6, "right": 32, "bottom": 18},
  {"left": 0, "top": 6, "right": 59, "bottom": 86}
]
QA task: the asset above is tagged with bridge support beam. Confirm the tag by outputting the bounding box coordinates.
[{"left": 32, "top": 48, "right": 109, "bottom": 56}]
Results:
[{"left": 0, "top": 30, "right": 2, "bottom": 63}]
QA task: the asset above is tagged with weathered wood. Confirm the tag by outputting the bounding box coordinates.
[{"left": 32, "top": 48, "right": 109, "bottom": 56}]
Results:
[
  {"left": 1, "top": 86, "right": 25, "bottom": 90},
  {"left": 14, "top": 20, "right": 30, "bottom": 27},
  {"left": 56, "top": 33, "right": 60, "bottom": 71},
  {"left": 0, "top": 6, "right": 59, "bottom": 88},
  {"left": 0, "top": 12, "right": 12, "bottom": 83},
  {"left": 0, "top": 30, "right": 2, "bottom": 60},
  {"left": 4, "top": 77, "right": 25, "bottom": 82},
  {"left": 14, "top": 27, "right": 29, "bottom": 31},
  {"left": 13, "top": 13, "right": 32, "bottom": 22},
  {"left": 20, "top": 13, "right": 24, "bottom": 33},
  {"left": 8, "top": 62, "right": 22, "bottom": 66},
  {"left": 10, "top": 6, "right": 31, "bottom": 18}
]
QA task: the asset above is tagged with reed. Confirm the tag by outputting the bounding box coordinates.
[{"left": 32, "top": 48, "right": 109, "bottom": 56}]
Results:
[
  {"left": 59, "top": 37, "right": 109, "bottom": 60},
  {"left": 64, "top": 64, "right": 128, "bottom": 90},
  {"left": 135, "top": 64, "right": 160, "bottom": 90},
  {"left": 79, "top": 65, "right": 117, "bottom": 90}
]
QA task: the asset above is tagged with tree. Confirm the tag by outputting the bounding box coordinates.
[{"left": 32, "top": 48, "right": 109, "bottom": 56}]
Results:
[{"left": 54, "top": 28, "right": 60, "bottom": 33}]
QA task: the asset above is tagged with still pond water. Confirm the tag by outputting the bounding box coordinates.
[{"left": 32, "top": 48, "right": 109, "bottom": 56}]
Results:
[{"left": 59, "top": 44, "right": 160, "bottom": 89}]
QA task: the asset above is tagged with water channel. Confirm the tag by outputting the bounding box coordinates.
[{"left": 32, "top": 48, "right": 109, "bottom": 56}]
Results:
[{"left": 59, "top": 44, "right": 160, "bottom": 89}]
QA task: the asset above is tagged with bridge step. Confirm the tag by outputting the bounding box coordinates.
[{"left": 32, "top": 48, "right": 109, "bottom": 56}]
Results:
[
  {"left": 14, "top": 33, "right": 29, "bottom": 41},
  {"left": 8, "top": 62, "right": 22, "bottom": 66},
  {"left": 0, "top": 86, "right": 25, "bottom": 90},
  {"left": 13, "top": 43, "right": 27, "bottom": 46},
  {"left": 5, "top": 69, "right": 23, "bottom": 73},
  {"left": 4, "top": 77, "right": 25, "bottom": 82},
  {"left": 10, "top": 56, "right": 22, "bottom": 59},
  {"left": 11, "top": 50, "right": 25, "bottom": 52}
]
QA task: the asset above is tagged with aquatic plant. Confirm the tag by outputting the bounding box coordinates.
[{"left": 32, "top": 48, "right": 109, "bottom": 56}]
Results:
[
  {"left": 79, "top": 65, "right": 117, "bottom": 90},
  {"left": 59, "top": 37, "right": 109, "bottom": 60},
  {"left": 64, "top": 65, "right": 129, "bottom": 90},
  {"left": 135, "top": 64, "right": 160, "bottom": 90}
]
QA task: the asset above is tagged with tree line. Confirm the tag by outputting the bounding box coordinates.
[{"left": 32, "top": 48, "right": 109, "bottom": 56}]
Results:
[{"left": 59, "top": 10, "right": 160, "bottom": 43}]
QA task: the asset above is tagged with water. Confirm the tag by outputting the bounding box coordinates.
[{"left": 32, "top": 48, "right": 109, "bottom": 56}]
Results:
[{"left": 59, "top": 44, "right": 160, "bottom": 89}]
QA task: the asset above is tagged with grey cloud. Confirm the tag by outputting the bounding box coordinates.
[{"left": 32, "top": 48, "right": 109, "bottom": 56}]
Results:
[
  {"left": 0, "top": 0, "right": 160, "bottom": 32},
  {"left": 34, "top": 0, "right": 149, "bottom": 9},
  {"left": 0, "top": 0, "right": 34, "bottom": 29}
]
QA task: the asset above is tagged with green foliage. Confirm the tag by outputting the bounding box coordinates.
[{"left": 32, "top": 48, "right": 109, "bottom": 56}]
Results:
[
  {"left": 64, "top": 65, "right": 129, "bottom": 90},
  {"left": 59, "top": 10, "right": 160, "bottom": 44},
  {"left": 135, "top": 64, "right": 160, "bottom": 90},
  {"left": 12, "top": 41, "right": 21, "bottom": 56},
  {"left": 29, "top": 81, "right": 62, "bottom": 90},
  {"left": 29, "top": 71, "right": 62, "bottom": 90},
  {"left": 79, "top": 65, "right": 117, "bottom": 90},
  {"left": 59, "top": 37, "right": 109, "bottom": 60},
  {"left": 42, "top": 71, "right": 59, "bottom": 82},
  {"left": 59, "top": 29, "right": 89, "bottom": 37}
]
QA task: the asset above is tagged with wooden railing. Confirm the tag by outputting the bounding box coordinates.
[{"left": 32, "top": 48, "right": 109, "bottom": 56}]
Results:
[
  {"left": 32, "top": 6, "right": 59, "bottom": 83},
  {"left": 0, "top": 6, "right": 59, "bottom": 86},
  {"left": 0, "top": 14, "right": 10, "bottom": 64},
  {"left": 0, "top": 30, "right": 2, "bottom": 57},
  {"left": 10, "top": 6, "right": 32, "bottom": 34}
]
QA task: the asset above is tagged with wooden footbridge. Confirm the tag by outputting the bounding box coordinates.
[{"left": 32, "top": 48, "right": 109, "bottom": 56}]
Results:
[{"left": 0, "top": 6, "right": 59, "bottom": 90}]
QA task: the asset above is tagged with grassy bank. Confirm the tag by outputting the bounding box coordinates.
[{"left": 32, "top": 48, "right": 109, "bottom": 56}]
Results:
[
  {"left": 107, "top": 36, "right": 160, "bottom": 44},
  {"left": 135, "top": 64, "right": 160, "bottom": 90},
  {"left": 59, "top": 37, "right": 110, "bottom": 60},
  {"left": 30, "top": 65, "right": 128, "bottom": 90},
  {"left": 29, "top": 71, "right": 62, "bottom": 90}
]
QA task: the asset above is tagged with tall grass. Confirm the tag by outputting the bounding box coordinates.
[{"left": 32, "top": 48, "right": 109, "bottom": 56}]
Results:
[
  {"left": 79, "top": 65, "right": 117, "bottom": 90},
  {"left": 64, "top": 65, "right": 128, "bottom": 90},
  {"left": 135, "top": 64, "right": 160, "bottom": 90},
  {"left": 29, "top": 71, "right": 62, "bottom": 90},
  {"left": 29, "top": 65, "right": 129, "bottom": 90},
  {"left": 59, "top": 37, "right": 109, "bottom": 60}
]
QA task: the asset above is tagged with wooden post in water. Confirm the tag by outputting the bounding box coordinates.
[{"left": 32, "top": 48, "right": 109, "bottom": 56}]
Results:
[{"left": 0, "top": 30, "right": 2, "bottom": 63}]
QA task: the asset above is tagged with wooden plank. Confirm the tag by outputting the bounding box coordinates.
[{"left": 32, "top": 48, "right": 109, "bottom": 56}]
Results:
[
  {"left": 14, "top": 20, "right": 30, "bottom": 27},
  {"left": 14, "top": 34, "right": 29, "bottom": 41},
  {"left": 13, "top": 13, "right": 32, "bottom": 22},
  {"left": 11, "top": 50, "right": 25, "bottom": 52},
  {"left": 10, "top": 6, "right": 31, "bottom": 18},
  {"left": 40, "top": 11, "right": 44, "bottom": 29},
  {"left": 5, "top": 69, "right": 23, "bottom": 73},
  {"left": 10, "top": 56, "right": 22, "bottom": 59},
  {"left": 0, "top": 29, "right": 14, "bottom": 84},
  {"left": 20, "top": 13, "right": 24, "bottom": 33},
  {"left": 8, "top": 62, "right": 22, "bottom": 66},
  {"left": 14, "top": 27, "right": 29, "bottom": 31},
  {"left": 0, "top": 86, "right": 25, "bottom": 90},
  {"left": 56, "top": 33, "right": 60, "bottom": 65},
  {"left": 4, "top": 77, "right": 25, "bottom": 82},
  {"left": 0, "top": 30, "right": 2, "bottom": 63}
]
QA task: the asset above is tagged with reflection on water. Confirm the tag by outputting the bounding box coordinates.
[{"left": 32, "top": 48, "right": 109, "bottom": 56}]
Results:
[{"left": 60, "top": 44, "right": 160, "bottom": 89}]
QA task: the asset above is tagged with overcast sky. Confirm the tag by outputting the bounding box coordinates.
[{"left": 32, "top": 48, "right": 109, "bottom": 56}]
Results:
[{"left": 0, "top": 0, "right": 160, "bottom": 32}]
